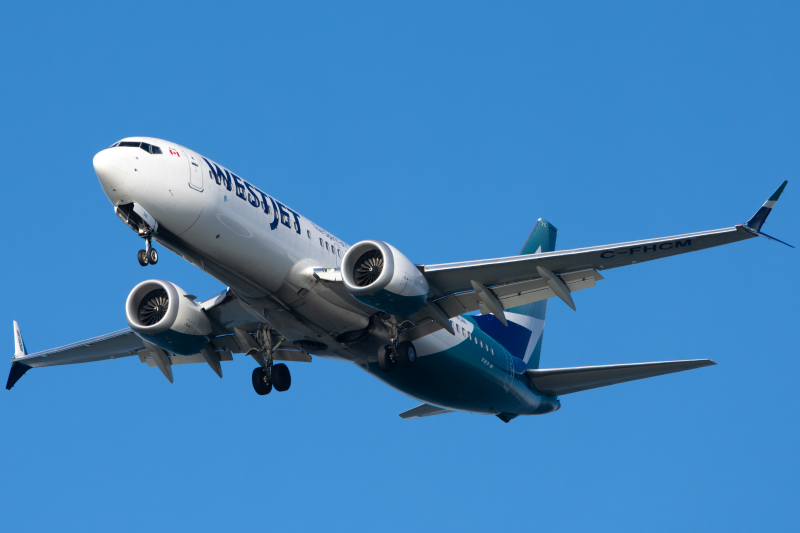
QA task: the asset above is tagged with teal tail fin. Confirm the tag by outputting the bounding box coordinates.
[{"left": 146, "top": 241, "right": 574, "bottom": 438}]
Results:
[{"left": 474, "top": 219, "right": 557, "bottom": 369}]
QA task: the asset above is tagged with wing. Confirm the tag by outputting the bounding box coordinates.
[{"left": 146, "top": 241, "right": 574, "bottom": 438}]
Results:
[
  {"left": 7, "top": 288, "right": 309, "bottom": 389},
  {"left": 403, "top": 182, "right": 790, "bottom": 338},
  {"left": 11, "top": 328, "right": 144, "bottom": 369},
  {"left": 6, "top": 328, "right": 144, "bottom": 389},
  {"left": 413, "top": 226, "right": 750, "bottom": 327},
  {"left": 423, "top": 226, "right": 751, "bottom": 296},
  {"left": 526, "top": 359, "right": 716, "bottom": 396}
]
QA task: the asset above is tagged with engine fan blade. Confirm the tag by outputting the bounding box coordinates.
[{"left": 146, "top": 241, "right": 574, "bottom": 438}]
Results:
[
  {"left": 354, "top": 250, "right": 384, "bottom": 286},
  {"left": 138, "top": 289, "right": 169, "bottom": 326}
]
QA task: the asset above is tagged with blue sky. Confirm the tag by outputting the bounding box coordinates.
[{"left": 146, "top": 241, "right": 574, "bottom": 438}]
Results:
[{"left": 1, "top": 1, "right": 798, "bottom": 531}]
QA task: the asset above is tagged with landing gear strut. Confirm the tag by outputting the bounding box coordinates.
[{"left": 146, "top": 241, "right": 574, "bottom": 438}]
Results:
[
  {"left": 378, "top": 316, "right": 417, "bottom": 372},
  {"left": 247, "top": 326, "right": 292, "bottom": 395},
  {"left": 137, "top": 231, "right": 158, "bottom": 267}
]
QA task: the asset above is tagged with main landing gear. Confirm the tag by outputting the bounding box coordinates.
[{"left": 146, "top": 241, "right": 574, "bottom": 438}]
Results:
[
  {"left": 248, "top": 327, "right": 292, "bottom": 396},
  {"left": 137, "top": 232, "right": 159, "bottom": 267},
  {"left": 378, "top": 316, "right": 417, "bottom": 372}
]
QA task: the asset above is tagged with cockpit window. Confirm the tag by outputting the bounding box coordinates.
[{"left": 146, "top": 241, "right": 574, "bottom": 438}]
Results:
[
  {"left": 117, "top": 141, "right": 162, "bottom": 154},
  {"left": 110, "top": 142, "right": 119, "bottom": 148}
]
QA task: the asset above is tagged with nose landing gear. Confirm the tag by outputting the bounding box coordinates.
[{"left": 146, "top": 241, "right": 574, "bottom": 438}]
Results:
[
  {"left": 137, "top": 233, "right": 159, "bottom": 267},
  {"left": 248, "top": 327, "right": 292, "bottom": 396}
]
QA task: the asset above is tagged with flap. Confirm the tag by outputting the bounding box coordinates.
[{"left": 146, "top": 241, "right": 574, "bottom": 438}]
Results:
[{"left": 434, "top": 268, "right": 602, "bottom": 319}]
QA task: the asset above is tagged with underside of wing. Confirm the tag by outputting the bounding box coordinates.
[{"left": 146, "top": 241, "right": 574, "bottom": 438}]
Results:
[
  {"left": 526, "top": 359, "right": 716, "bottom": 396},
  {"left": 7, "top": 288, "right": 313, "bottom": 389},
  {"left": 401, "top": 225, "right": 762, "bottom": 338},
  {"left": 12, "top": 328, "right": 144, "bottom": 369},
  {"left": 433, "top": 268, "right": 603, "bottom": 318},
  {"left": 422, "top": 226, "right": 753, "bottom": 296},
  {"left": 6, "top": 328, "right": 145, "bottom": 390}
]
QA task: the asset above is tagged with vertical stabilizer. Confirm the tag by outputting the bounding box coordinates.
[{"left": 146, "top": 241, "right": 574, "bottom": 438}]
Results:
[
  {"left": 13, "top": 321, "right": 27, "bottom": 359},
  {"left": 474, "top": 219, "right": 557, "bottom": 369}
]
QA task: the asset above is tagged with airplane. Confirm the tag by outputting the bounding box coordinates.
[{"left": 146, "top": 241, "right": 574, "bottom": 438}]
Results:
[{"left": 6, "top": 137, "right": 792, "bottom": 422}]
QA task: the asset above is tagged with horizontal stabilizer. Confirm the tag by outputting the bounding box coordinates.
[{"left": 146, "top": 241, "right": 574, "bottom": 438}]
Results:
[
  {"left": 526, "top": 359, "right": 715, "bottom": 396},
  {"left": 399, "top": 403, "right": 453, "bottom": 419}
]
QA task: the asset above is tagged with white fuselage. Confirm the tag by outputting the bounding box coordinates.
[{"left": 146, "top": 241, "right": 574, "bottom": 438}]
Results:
[
  {"left": 92, "top": 137, "right": 553, "bottom": 417},
  {"left": 94, "top": 138, "right": 389, "bottom": 362}
]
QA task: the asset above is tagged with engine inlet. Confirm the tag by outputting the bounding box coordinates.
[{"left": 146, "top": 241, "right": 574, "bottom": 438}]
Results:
[{"left": 137, "top": 288, "right": 169, "bottom": 326}]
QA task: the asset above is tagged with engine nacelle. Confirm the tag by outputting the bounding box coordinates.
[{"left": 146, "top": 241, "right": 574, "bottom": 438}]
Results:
[
  {"left": 341, "top": 240, "right": 429, "bottom": 316},
  {"left": 126, "top": 279, "right": 212, "bottom": 355}
]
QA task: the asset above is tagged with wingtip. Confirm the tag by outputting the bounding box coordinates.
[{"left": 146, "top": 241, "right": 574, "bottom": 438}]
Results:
[
  {"left": 769, "top": 180, "right": 788, "bottom": 202},
  {"left": 6, "top": 361, "right": 32, "bottom": 390},
  {"left": 745, "top": 181, "right": 789, "bottom": 232}
]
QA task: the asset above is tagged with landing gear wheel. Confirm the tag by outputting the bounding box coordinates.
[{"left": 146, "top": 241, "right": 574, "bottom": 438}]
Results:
[
  {"left": 137, "top": 250, "right": 148, "bottom": 266},
  {"left": 252, "top": 367, "right": 272, "bottom": 395},
  {"left": 147, "top": 248, "right": 159, "bottom": 265},
  {"left": 396, "top": 340, "right": 417, "bottom": 368},
  {"left": 378, "top": 345, "right": 397, "bottom": 372},
  {"left": 272, "top": 363, "right": 291, "bottom": 392}
]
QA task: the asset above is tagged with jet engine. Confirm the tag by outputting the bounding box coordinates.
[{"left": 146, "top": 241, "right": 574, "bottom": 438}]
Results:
[
  {"left": 341, "top": 240, "right": 429, "bottom": 316},
  {"left": 126, "top": 279, "right": 212, "bottom": 355}
]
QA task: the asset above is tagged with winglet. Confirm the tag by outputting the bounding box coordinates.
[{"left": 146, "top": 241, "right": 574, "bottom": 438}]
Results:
[
  {"left": 13, "top": 320, "right": 27, "bottom": 359},
  {"left": 746, "top": 181, "right": 788, "bottom": 232},
  {"left": 8, "top": 320, "right": 31, "bottom": 389},
  {"left": 743, "top": 181, "right": 793, "bottom": 248},
  {"left": 6, "top": 361, "right": 31, "bottom": 390}
]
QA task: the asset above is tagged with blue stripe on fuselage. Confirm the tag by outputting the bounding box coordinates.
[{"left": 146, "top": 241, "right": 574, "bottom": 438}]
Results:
[{"left": 472, "top": 313, "right": 532, "bottom": 360}]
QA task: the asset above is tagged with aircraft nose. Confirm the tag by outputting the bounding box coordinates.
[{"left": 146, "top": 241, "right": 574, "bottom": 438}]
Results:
[{"left": 93, "top": 149, "right": 131, "bottom": 192}]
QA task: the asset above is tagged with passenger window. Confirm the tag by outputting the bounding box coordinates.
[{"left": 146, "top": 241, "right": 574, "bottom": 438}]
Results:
[
  {"left": 491, "top": 348, "right": 494, "bottom": 355},
  {"left": 307, "top": 230, "right": 311, "bottom": 239},
  {"left": 338, "top": 249, "right": 342, "bottom": 257},
  {"left": 325, "top": 242, "right": 329, "bottom": 250},
  {"left": 319, "top": 238, "right": 323, "bottom": 247}
]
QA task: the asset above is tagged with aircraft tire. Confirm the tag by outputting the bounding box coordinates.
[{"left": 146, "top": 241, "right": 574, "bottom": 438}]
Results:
[
  {"left": 396, "top": 341, "right": 416, "bottom": 368},
  {"left": 137, "top": 250, "right": 148, "bottom": 266},
  {"left": 252, "top": 367, "right": 272, "bottom": 395},
  {"left": 148, "top": 248, "right": 158, "bottom": 264},
  {"left": 378, "top": 345, "right": 396, "bottom": 372},
  {"left": 272, "top": 363, "right": 291, "bottom": 392}
]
